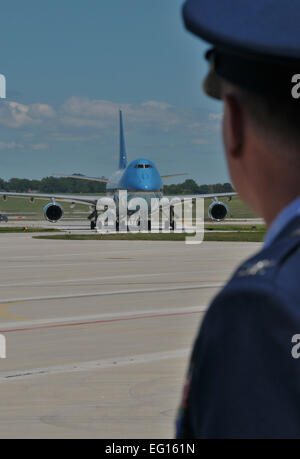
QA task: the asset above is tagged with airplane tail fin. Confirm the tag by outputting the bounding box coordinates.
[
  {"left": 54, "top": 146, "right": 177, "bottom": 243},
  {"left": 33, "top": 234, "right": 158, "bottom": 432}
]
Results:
[{"left": 119, "top": 110, "right": 127, "bottom": 170}]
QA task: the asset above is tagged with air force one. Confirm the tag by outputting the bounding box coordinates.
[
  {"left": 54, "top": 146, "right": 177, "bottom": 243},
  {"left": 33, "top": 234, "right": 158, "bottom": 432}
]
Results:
[{"left": 0, "top": 111, "right": 236, "bottom": 229}]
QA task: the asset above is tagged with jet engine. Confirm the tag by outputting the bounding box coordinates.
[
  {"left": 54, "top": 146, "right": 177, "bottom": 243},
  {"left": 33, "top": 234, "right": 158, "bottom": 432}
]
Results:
[
  {"left": 43, "top": 202, "right": 64, "bottom": 223},
  {"left": 208, "top": 201, "right": 229, "bottom": 221}
]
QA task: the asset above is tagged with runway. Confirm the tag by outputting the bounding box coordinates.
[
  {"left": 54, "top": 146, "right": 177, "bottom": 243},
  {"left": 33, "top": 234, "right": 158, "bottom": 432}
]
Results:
[
  {"left": 0, "top": 231, "right": 261, "bottom": 438},
  {"left": 1, "top": 217, "right": 265, "bottom": 231}
]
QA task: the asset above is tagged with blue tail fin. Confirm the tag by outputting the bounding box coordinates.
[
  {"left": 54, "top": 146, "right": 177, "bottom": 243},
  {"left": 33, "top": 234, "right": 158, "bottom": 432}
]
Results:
[{"left": 119, "top": 110, "right": 127, "bottom": 170}]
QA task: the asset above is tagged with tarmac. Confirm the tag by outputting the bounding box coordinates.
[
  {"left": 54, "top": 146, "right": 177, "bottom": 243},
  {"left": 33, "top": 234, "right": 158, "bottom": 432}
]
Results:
[{"left": 0, "top": 223, "right": 261, "bottom": 438}]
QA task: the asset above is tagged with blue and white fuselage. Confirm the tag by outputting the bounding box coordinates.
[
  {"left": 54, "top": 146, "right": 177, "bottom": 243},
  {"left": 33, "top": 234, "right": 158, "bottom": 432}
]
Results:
[
  {"left": 108, "top": 159, "right": 163, "bottom": 194},
  {"left": 107, "top": 159, "right": 163, "bottom": 204},
  {"left": 106, "top": 111, "right": 164, "bottom": 209}
]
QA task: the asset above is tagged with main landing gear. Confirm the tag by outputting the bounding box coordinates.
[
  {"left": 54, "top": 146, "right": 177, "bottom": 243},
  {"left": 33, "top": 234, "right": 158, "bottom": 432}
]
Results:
[{"left": 88, "top": 208, "right": 98, "bottom": 230}]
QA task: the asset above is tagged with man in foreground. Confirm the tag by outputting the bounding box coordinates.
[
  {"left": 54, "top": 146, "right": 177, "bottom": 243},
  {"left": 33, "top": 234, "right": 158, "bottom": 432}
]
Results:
[{"left": 176, "top": 0, "right": 300, "bottom": 438}]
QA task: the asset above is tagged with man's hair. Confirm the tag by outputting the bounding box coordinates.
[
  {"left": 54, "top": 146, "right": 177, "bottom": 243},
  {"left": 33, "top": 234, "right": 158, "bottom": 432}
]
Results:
[{"left": 225, "top": 83, "right": 300, "bottom": 152}]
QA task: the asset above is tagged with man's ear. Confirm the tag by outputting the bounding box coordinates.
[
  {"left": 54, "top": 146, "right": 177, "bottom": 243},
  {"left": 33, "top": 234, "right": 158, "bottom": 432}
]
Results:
[{"left": 223, "top": 94, "right": 244, "bottom": 158}]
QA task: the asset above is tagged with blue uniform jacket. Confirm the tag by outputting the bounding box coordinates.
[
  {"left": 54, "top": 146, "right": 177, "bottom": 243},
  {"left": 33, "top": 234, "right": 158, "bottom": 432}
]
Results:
[{"left": 176, "top": 216, "right": 300, "bottom": 438}]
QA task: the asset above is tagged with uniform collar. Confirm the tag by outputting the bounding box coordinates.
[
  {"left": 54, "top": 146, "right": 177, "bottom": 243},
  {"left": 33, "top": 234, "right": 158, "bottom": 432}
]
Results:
[{"left": 264, "top": 195, "right": 300, "bottom": 248}]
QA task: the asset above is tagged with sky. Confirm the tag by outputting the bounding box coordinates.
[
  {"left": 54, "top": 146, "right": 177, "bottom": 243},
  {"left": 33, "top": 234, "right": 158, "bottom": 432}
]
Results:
[{"left": 0, "top": 0, "right": 229, "bottom": 184}]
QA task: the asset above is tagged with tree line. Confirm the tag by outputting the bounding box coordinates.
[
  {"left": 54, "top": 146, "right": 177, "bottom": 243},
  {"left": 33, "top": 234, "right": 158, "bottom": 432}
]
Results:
[
  {"left": 0, "top": 177, "right": 234, "bottom": 195},
  {"left": 0, "top": 177, "right": 107, "bottom": 194},
  {"left": 163, "top": 179, "right": 234, "bottom": 195}
]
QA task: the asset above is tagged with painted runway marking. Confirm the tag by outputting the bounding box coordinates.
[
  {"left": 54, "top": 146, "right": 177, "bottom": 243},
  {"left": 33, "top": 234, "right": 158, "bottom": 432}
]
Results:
[
  {"left": 0, "top": 306, "right": 207, "bottom": 333},
  {"left": 0, "top": 247, "right": 169, "bottom": 261},
  {"left": 0, "top": 348, "right": 190, "bottom": 382},
  {"left": 0, "top": 271, "right": 226, "bottom": 288},
  {"left": 0, "top": 305, "right": 207, "bottom": 330},
  {"left": 0, "top": 302, "right": 26, "bottom": 322},
  {"left": 0, "top": 261, "right": 139, "bottom": 270},
  {"left": 0, "top": 283, "right": 223, "bottom": 306}
]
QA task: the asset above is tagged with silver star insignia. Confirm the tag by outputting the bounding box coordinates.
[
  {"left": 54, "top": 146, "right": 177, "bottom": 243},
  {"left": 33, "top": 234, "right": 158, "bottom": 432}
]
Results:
[{"left": 237, "top": 259, "right": 275, "bottom": 277}]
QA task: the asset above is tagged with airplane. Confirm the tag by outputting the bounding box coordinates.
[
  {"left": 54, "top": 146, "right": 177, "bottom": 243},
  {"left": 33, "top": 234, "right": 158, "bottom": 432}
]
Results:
[{"left": 0, "top": 110, "right": 237, "bottom": 230}]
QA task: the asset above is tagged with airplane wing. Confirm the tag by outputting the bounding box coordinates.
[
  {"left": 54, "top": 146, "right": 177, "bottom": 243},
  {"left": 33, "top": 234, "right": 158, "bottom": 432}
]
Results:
[
  {"left": 161, "top": 173, "right": 188, "bottom": 179},
  {"left": 53, "top": 173, "right": 109, "bottom": 183},
  {"left": 155, "top": 192, "right": 237, "bottom": 220},
  {"left": 0, "top": 192, "right": 98, "bottom": 206},
  {"left": 0, "top": 191, "right": 237, "bottom": 205},
  {"left": 165, "top": 192, "right": 237, "bottom": 200}
]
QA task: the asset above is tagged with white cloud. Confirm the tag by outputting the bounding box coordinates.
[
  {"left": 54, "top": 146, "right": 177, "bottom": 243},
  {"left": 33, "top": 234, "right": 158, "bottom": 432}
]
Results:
[
  {"left": 0, "top": 141, "right": 23, "bottom": 150},
  {"left": 0, "top": 97, "right": 222, "bottom": 150},
  {"left": 32, "top": 143, "right": 49, "bottom": 151},
  {"left": 57, "top": 97, "right": 181, "bottom": 132},
  {"left": 209, "top": 113, "right": 223, "bottom": 121},
  {"left": 141, "top": 101, "right": 172, "bottom": 110},
  {"left": 29, "top": 104, "right": 56, "bottom": 119},
  {"left": 0, "top": 102, "right": 55, "bottom": 128},
  {"left": 192, "top": 138, "right": 210, "bottom": 145},
  {"left": 50, "top": 133, "right": 101, "bottom": 142},
  {"left": 0, "top": 102, "right": 34, "bottom": 128}
]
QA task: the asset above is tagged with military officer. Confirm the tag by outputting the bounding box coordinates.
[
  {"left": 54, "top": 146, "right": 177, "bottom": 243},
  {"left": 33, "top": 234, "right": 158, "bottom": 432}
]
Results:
[{"left": 176, "top": 0, "right": 300, "bottom": 438}]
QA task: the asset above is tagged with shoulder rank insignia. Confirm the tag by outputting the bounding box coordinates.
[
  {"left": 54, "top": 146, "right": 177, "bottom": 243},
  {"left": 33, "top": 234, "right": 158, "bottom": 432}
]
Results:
[
  {"left": 291, "top": 229, "right": 300, "bottom": 237},
  {"left": 237, "top": 259, "right": 275, "bottom": 277}
]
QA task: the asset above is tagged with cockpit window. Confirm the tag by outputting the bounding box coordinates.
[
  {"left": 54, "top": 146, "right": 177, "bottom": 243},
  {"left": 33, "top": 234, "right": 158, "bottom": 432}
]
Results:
[{"left": 135, "top": 164, "right": 152, "bottom": 169}]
